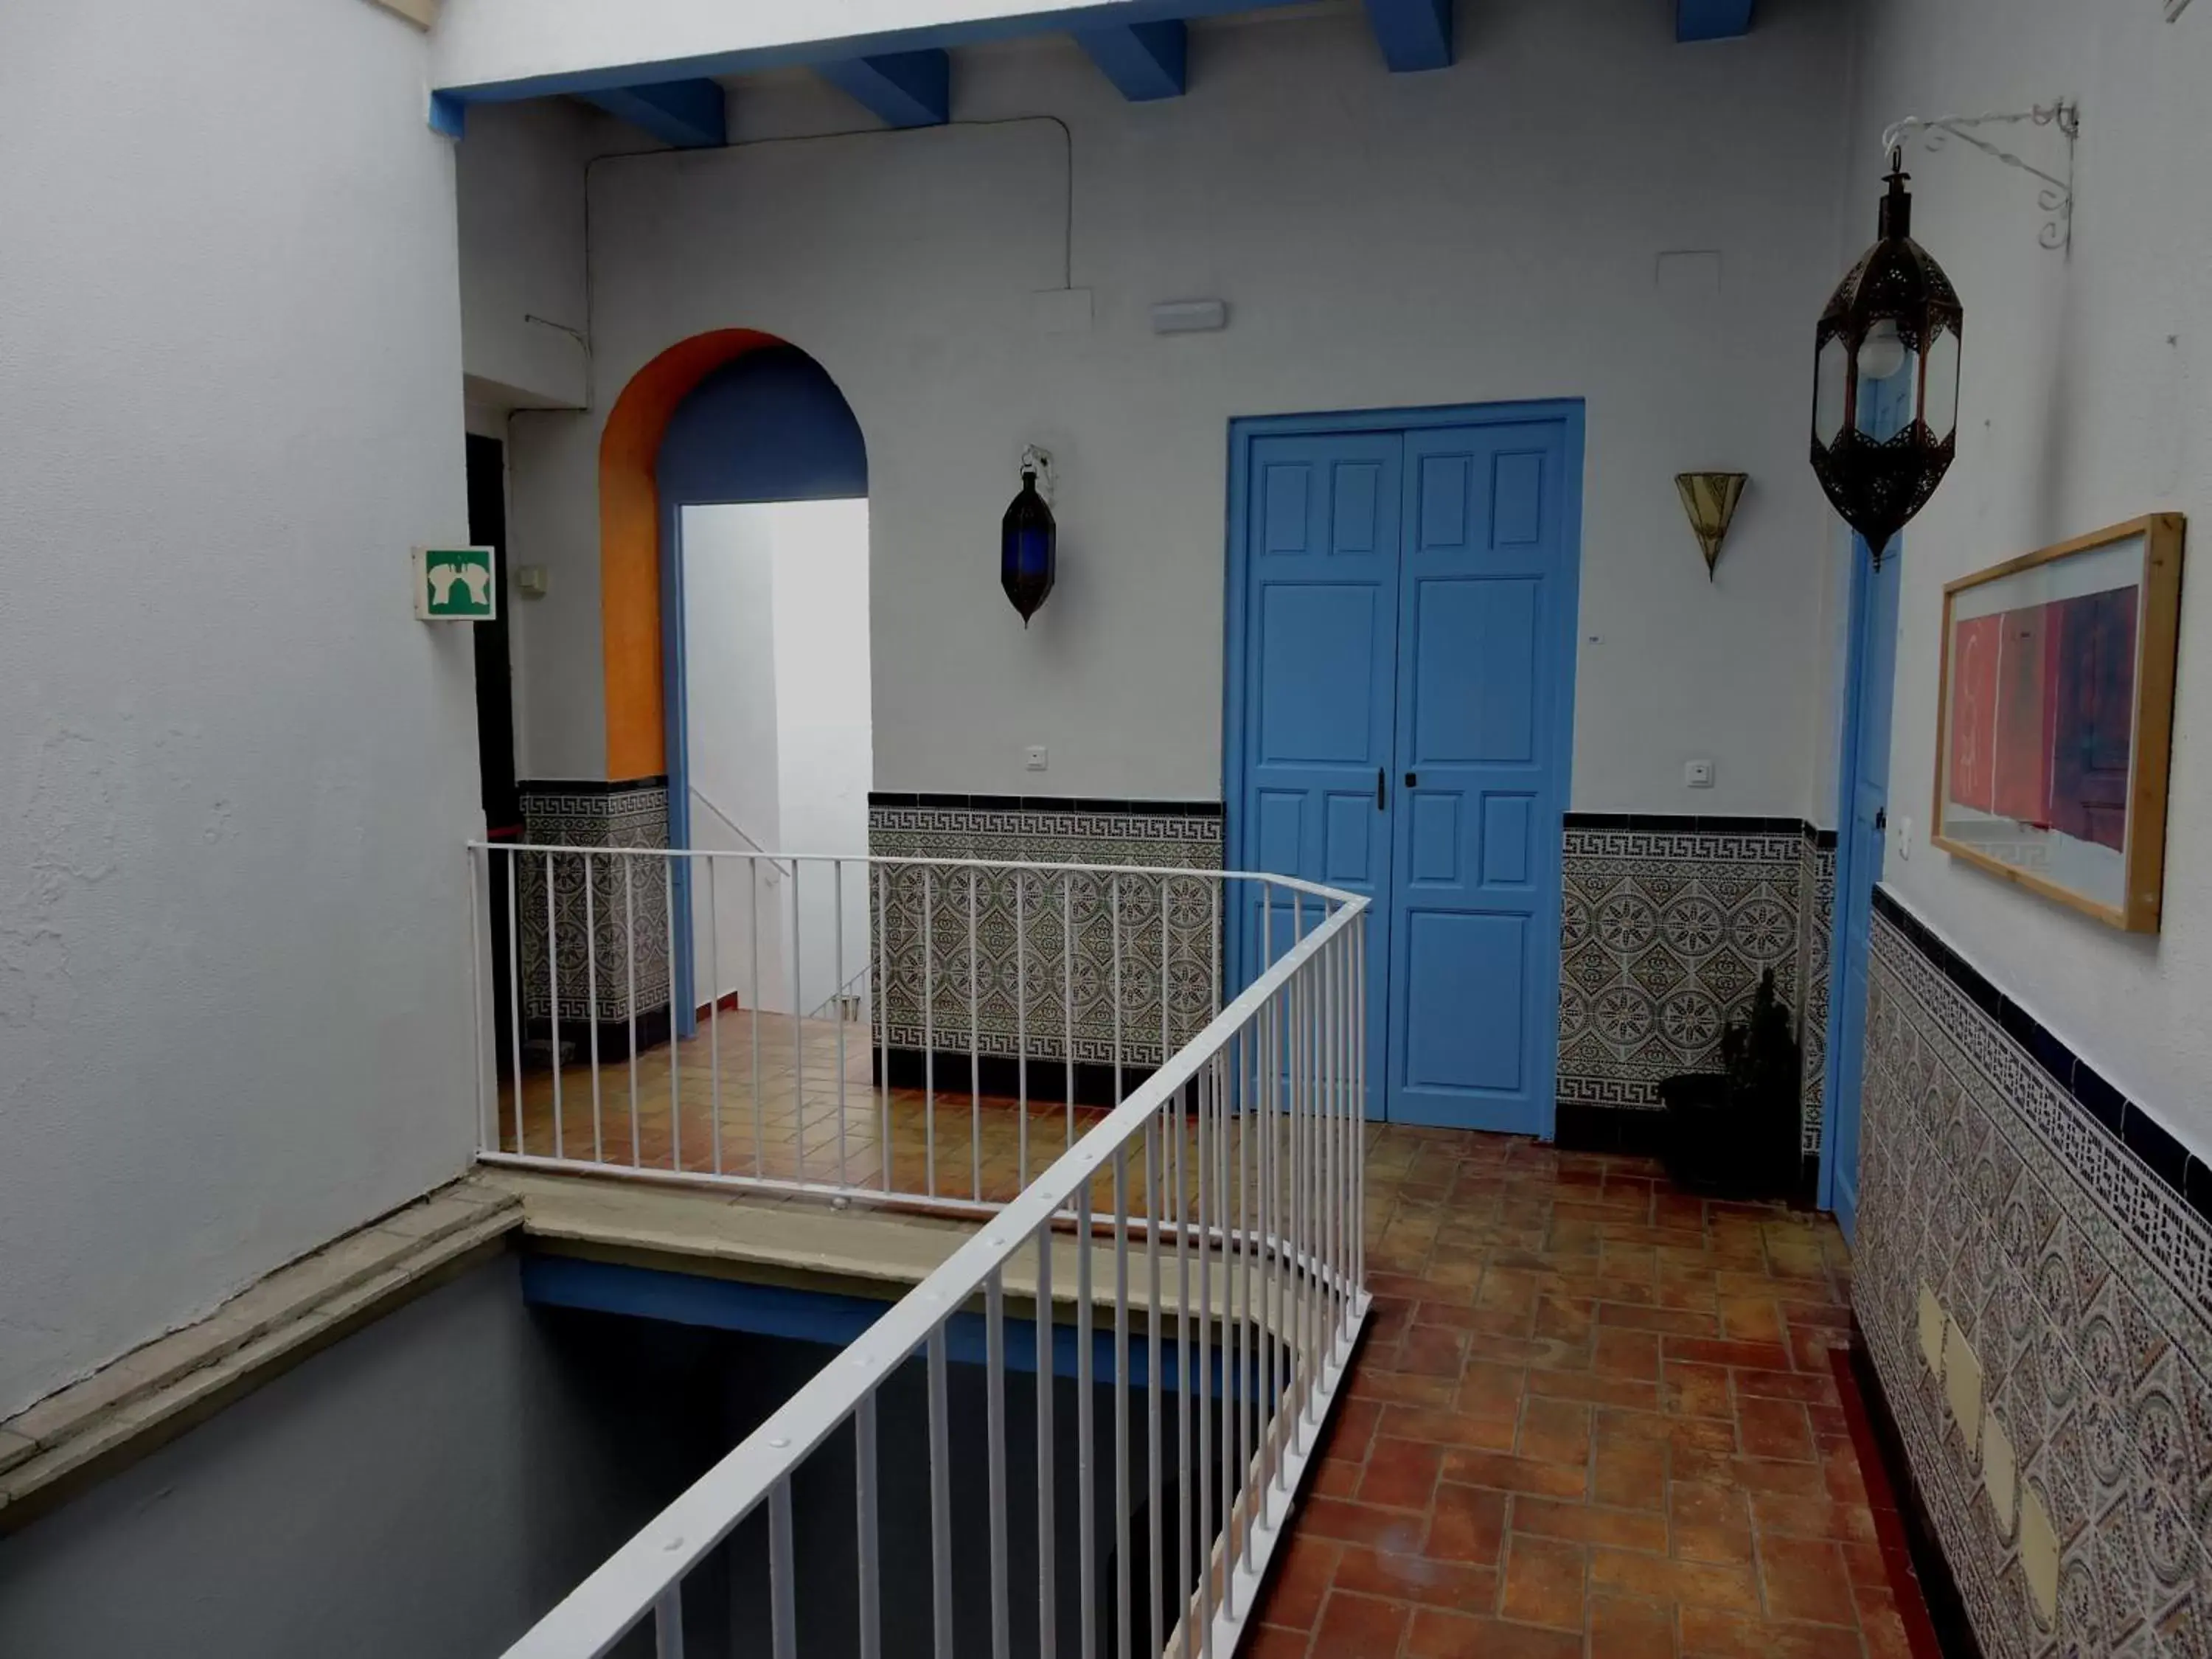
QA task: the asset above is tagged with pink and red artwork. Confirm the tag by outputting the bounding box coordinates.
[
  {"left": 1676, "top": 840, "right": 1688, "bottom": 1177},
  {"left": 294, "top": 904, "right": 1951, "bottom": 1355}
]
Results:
[{"left": 1945, "top": 588, "right": 2138, "bottom": 852}]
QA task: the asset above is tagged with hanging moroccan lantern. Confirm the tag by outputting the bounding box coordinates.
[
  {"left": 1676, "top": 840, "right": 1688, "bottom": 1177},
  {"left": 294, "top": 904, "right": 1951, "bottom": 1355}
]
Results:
[
  {"left": 1001, "top": 451, "right": 1057, "bottom": 625},
  {"left": 1809, "top": 154, "right": 1964, "bottom": 565}
]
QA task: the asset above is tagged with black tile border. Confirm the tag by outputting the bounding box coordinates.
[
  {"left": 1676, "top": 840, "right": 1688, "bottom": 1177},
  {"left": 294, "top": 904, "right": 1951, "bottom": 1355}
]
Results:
[
  {"left": 1871, "top": 882, "right": 2212, "bottom": 1229},
  {"left": 1562, "top": 811, "right": 1810, "bottom": 835},
  {"left": 521, "top": 775, "right": 670, "bottom": 795},
  {"left": 869, "top": 792, "right": 1223, "bottom": 818},
  {"left": 877, "top": 1046, "right": 1152, "bottom": 1109}
]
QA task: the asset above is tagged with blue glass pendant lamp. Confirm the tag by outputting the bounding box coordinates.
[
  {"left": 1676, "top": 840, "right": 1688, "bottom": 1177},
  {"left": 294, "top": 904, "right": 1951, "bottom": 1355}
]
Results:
[{"left": 1001, "top": 445, "right": 1056, "bottom": 625}]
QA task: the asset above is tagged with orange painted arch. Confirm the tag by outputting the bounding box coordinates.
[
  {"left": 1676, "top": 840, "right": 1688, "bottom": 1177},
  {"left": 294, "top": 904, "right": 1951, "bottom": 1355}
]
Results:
[{"left": 599, "top": 328, "right": 784, "bottom": 780}]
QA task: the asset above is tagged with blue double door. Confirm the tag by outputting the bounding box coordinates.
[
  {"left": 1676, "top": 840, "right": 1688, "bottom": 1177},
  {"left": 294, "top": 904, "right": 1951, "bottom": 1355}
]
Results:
[{"left": 1231, "top": 411, "right": 1581, "bottom": 1131}]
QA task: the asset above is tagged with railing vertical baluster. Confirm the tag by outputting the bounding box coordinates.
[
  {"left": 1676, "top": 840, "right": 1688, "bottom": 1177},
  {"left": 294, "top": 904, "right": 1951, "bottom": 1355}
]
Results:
[
  {"left": 1036, "top": 1222, "right": 1057, "bottom": 1659},
  {"left": 929, "top": 1325, "right": 953, "bottom": 1659},
  {"left": 1077, "top": 1174, "right": 1096, "bottom": 1659},
  {"left": 769, "top": 1474, "right": 797, "bottom": 1659},
  {"left": 924, "top": 867, "right": 936, "bottom": 1199},
  {"left": 1175, "top": 1077, "right": 1192, "bottom": 1659},
  {"left": 1146, "top": 1116, "right": 1163, "bottom": 1659},
  {"left": 876, "top": 863, "right": 892, "bottom": 1194},
  {"left": 835, "top": 859, "right": 849, "bottom": 1189},
  {"left": 987, "top": 1267, "right": 1010, "bottom": 1659},
  {"left": 1018, "top": 870, "right": 1029, "bottom": 1190},
  {"left": 507, "top": 850, "right": 523, "bottom": 1158},
  {"left": 664, "top": 855, "right": 678, "bottom": 1170},
  {"left": 750, "top": 858, "right": 762, "bottom": 1178},
  {"left": 1111, "top": 877, "right": 1124, "bottom": 1107},
  {"left": 793, "top": 859, "right": 804, "bottom": 1188},
  {"left": 546, "top": 850, "right": 562, "bottom": 1158},
  {"left": 1345, "top": 911, "right": 1363, "bottom": 1301},
  {"left": 653, "top": 1585, "right": 684, "bottom": 1659},
  {"left": 1113, "top": 1143, "right": 1132, "bottom": 1659},
  {"left": 1290, "top": 896, "right": 1307, "bottom": 1455},
  {"left": 856, "top": 1389, "right": 881, "bottom": 1659},
  {"left": 470, "top": 850, "right": 488, "bottom": 1150},
  {"left": 626, "top": 858, "right": 641, "bottom": 1168},
  {"left": 1197, "top": 1034, "right": 1214, "bottom": 1659},
  {"left": 708, "top": 858, "right": 722, "bottom": 1177},
  {"left": 1062, "top": 872, "right": 1075, "bottom": 1155},
  {"left": 968, "top": 867, "right": 981, "bottom": 1203}
]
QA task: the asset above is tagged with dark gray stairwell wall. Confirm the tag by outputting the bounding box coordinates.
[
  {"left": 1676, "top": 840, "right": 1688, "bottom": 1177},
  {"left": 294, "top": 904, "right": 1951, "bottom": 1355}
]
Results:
[{"left": 0, "top": 1256, "right": 720, "bottom": 1659}]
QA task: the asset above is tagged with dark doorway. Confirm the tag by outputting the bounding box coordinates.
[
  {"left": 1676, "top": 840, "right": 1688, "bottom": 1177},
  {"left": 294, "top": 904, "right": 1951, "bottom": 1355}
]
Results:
[{"left": 467, "top": 433, "right": 521, "bottom": 1078}]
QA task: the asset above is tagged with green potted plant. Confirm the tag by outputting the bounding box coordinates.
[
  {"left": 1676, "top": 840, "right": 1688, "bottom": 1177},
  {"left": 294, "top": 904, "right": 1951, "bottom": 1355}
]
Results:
[{"left": 1657, "top": 969, "right": 1801, "bottom": 1199}]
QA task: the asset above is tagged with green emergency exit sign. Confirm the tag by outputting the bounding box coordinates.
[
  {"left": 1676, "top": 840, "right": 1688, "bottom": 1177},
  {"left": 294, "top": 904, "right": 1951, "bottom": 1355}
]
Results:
[{"left": 413, "top": 546, "right": 497, "bottom": 622}]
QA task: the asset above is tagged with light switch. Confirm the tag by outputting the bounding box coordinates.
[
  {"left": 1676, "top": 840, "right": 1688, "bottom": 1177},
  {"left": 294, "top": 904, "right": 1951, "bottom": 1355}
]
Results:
[
  {"left": 1684, "top": 759, "right": 1715, "bottom": 789},
  {"left": 1024, "top": 746, "right": 1049, "bottom": 772}
]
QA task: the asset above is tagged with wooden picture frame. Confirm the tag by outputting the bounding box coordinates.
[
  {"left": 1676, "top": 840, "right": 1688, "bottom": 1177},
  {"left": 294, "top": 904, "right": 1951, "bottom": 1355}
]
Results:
[{"left": 1930, "top": 513, "right": 2185, "bottom": 931}]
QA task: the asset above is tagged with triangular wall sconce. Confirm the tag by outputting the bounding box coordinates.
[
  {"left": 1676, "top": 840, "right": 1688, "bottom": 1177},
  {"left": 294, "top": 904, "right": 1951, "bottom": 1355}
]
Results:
[{"left": 1675, "top": 472, "right": 1748, "bottom": 580}]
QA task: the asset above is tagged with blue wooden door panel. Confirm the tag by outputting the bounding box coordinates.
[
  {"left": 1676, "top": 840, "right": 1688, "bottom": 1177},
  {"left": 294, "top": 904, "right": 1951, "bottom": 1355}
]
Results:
[
  {"left": 1236, "top": 434, "right": 1401, "bottom": 1110},
  {"left": 1389, "top": 423, "right": 1573, "bottom": 1132},
  {"left": 1824, "top": 373, "right": 1911, "bottom": 1239}
]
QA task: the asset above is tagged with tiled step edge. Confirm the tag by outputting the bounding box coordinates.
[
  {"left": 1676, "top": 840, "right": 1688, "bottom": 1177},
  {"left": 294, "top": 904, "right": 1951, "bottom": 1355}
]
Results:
[{"left": 0, "top": 1180, "right": 523, "bottom": 1531}]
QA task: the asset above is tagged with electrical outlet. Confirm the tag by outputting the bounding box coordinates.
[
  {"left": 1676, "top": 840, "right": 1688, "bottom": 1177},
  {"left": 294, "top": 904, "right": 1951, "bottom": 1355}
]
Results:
[
  {"left": 1023, "top": 745, "right": 1048, "bottom": 772},
  {"left": 1684, "top": 759, "right": 1715, "bottom": 789}
]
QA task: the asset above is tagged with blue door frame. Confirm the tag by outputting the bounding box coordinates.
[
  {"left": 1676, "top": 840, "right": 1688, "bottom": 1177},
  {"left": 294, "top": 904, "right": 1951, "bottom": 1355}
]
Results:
[{"left": 1222, "top": 400, "right": 1585, "bottom": 1133}]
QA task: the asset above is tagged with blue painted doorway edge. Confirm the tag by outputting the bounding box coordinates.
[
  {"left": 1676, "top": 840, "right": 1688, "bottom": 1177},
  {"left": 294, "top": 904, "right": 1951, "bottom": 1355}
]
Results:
[{"left": 1220, "top": 398, "right": 1586, "bottom": 1135}]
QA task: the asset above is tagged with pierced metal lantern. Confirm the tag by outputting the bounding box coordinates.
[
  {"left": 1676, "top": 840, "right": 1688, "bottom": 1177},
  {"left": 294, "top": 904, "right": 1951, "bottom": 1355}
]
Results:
[
  {"left": 1809, "top": 154, "right": 1964, "bottom": 565},
  {"left": 1001, "top": 458, "right": 1056, "bottom": 625}
]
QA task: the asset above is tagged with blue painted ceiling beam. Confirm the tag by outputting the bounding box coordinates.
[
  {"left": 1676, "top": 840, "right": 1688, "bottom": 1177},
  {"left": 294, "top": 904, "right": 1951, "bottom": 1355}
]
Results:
[
  {"left": 1676, "top": 0, "right": 1755, "bottom": 41},
  {"left": 577, "top": 78, "right": 727, "bottom": 147},
  {"left": 1074, "top": 20, "right": 1187, "bottom": 100},
  {"left": 1363, "top": 0, "right": 1452, "bottom": 71},
  {"left": 817, "top": 49, "right": 951, "bottom": 127}
]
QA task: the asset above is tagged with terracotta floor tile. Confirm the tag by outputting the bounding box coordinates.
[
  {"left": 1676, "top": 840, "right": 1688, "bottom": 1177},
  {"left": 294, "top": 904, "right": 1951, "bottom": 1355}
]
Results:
[
  {"left": 1256, "top": 1533, "right": 1341, "bottom": 1630},
  {"left": 1311, "top": 1590, "right": 1413, "bottom": 1659},
  {"left": 1669, "top": 1480, "right": 1756, "bottom": 1565},
  {"left": 1333, "top": 1545, "right": 1498, "bottom": 1613},
  {"left": 1437, "top": 1449, "right": 1590, "bottom": 1499},
  {"left": 1516, "top": 1396, "right": 1594, "bottom": 1464},
  {"left": 1297, "top": 1495, "right": 1428, "bottom": 1551},
  {"left": 1405, "top": 1609, "right": 1584, "bottom": 1658},
  {"left": 1587, "top": 1547, "right": 1762, "bottom": 1616},
  {"left": 1597, "top": 1303, "right": 1720, "bottom": 1338},
  {"left": 1590, "top": 1434, "right": 1670, "bottom": 1511},
  {"left": 1512, "top": 1495, "right": 1670, "bottom": 1553},
  {"left": 1736, "top": 1396, "right": 1818, "bottom": 1463},
  {"left": 1500, "top": 1533, "right": 1587, "bottom": 1630},
  {"left": 1525, "top": 1368, "right": 1663, "bottom": 1412},
  {"left": 1677, "top": 1607, "right": 1864, "bottom": 1658},
  {"left": 1588, "top": 1591, "right": 1680, "bottom": 1658},
  {"left": 1593, "top": 1326, "right": 1662, "bottom": 1381},
  {"left": 1747, "top": 1489, "right": 1879, "bottom": 1544},
  {"left": 1661, "top": 1337, "right": 1797, "bottom": 1371},
  {"left": 1242, "top": 1624, "right": 1313, "bottom": 1659},
  {"left": 1379, "top": 1405, "right": 1519, "bottom": 1452},
  {"left": 1425, "top": 1480, "right": 1512, "bottom": 1565},
  {"left": 1756, "top": 1534, "right": 1859, "bottom": 1627},
  {"left": 1663, "top": 1361, "right": 1735, "bottom": 1419},
  {"left": 1357, "top": 1436, "right": 1447, "bottom": 1509}
]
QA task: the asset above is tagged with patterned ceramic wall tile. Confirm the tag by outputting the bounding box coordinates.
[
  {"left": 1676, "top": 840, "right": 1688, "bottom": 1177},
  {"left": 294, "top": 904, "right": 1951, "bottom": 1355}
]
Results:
[
  {"left": 1854, "top": 901, "right": 2210, "bottom": 1659},
  {"left": 515, "top": 779, "right": 671, "bottom": 1024},
  {"left": 1798, "top": 835, "right": 1837, "bottom": 1150},
  {"left": 867, "top": 799, "right": 1224, "bottom": 1067},
  {"left": 1556, "top": 821, "right": 1807, "bottom": 1118}
]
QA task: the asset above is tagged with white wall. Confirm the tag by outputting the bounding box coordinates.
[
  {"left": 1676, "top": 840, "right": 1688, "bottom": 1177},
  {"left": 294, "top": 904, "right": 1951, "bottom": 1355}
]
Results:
[
  {"left": 681, "top": 502, "right": 873, "bottom": 1015},
  {"left": 683, "top": 504, "right": 790, "bottom": 1012},
  {"left": 501, "top": 0, "right": 1854, "bottom": 814},
  {"left": 455, "top": 98, "right": 599, "bottom": 411},
  {"left": 0, "top": 1261, "right": 709, "bottom": 1658},
  {"left": 767, "top": 501, "right": 874, "bottom": 1011},
  {"left": 431, "top": 0, "right": 1182, "bottom": 93},
  {"left": 1844, "top": 0, "right": 2212, "bottom": 1153},
  {"left": 0, "top": 0, "right": 479, "bottom": 1414}
]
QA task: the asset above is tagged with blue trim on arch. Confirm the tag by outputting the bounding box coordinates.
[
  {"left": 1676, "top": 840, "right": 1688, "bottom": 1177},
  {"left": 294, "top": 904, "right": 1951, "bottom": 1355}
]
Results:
[
  {"left": 1676, "top": 0, "right": 1755, "bottom": 41},
  {"left": 579, "top": 79, "right": 728, "bottom": 147},
  {"left": 1221, "top": 398, "right": 1585, "bottom": 1136},
  {"left": 1075, "top": 21, "right": 1187, "bottom": 100},
  {"left": 817, "top": 49, "right": 951, "bottom": 128},
  {"left": 1362, "top": 0, "right": 1453, "bottom": 71},
  {"left": 429, "top": 0, "right": 1312, "bottom": 108},
  {"left": 655, "top": 347, "right": 869, "bottom": 1034}
]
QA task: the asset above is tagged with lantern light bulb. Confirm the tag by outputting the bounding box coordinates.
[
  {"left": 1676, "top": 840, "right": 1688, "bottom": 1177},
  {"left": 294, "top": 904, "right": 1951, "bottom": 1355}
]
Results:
[{"left": 1859, "top": 319, "right": 1908, "bottom": 383}]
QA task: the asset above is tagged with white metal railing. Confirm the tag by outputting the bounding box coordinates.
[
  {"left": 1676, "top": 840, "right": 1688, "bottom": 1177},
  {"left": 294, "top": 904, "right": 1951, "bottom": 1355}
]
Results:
[
  {"left": 473, "top": 847, "right": 1366, "bottom": 1659},
  {"left": 467, "top": 846, "right": 1359, "bottom": 1216}
]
